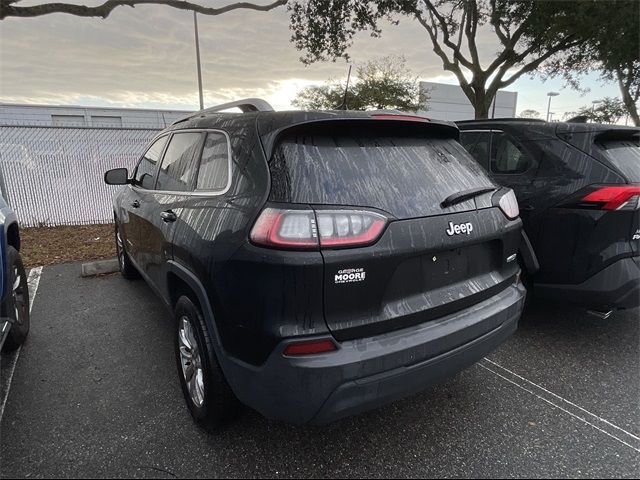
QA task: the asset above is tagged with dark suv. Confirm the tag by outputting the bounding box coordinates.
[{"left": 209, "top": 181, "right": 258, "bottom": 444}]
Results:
[
  {"left": 458, "top": 119, "right": 640, "bottom": 314},
  {"left": 105, "top": 99, "right": 526, "bottom": 430}
]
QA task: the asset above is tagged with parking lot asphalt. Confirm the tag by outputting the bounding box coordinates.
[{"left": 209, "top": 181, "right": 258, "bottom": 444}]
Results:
[{"left": 1, "top": 262, "right": 639, "bottom": 478}]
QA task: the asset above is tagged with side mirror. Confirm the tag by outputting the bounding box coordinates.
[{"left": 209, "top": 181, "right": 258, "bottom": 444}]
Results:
[{"left": 104, "top": 168, "right": 129, "bottom": 185}]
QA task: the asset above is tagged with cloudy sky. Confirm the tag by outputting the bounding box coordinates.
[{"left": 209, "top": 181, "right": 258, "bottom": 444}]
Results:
[{"left": 0, "top": 1, "right": 622, "bottom": 119}]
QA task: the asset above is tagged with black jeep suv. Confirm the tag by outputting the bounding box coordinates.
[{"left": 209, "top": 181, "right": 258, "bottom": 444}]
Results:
[
  {"left": 105, "top": 99, "right": 526, "bottom": 430},
  {"left": 458, "top": 119, "right": 640, "bottom": 314}
]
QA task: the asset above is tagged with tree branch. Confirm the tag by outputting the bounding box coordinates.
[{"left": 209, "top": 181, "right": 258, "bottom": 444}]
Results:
[
  {"left": 421, "top": 1, "right": 474, "bottom": 70},
  {"left": 489, "top": 0, "right": 510, "bottom": 45},
  {"left": 464, "top": 0, "right": 481, "bottom": 67},
  {"left": 492, "top": 36, "right": 581, "bottom": 91},
  {"left": 0, "top": 0, "right": 287, "bottom": 19},
  {"left": 415, "top": 12, "right": 471, "bottom": 94}
]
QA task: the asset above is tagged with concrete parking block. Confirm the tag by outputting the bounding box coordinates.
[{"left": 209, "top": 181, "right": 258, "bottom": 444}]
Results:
[{"left": 80, "top": 258, "right": 119, "bottom": 277}]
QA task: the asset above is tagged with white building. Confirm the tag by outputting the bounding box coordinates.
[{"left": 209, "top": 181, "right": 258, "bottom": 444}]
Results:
[
  {"left": 0, "top": 103, "right": 192, "bottom": 128},
  {"left": 1, "top": 85, "right": 518, "bottom": 126},
  {"left": 419, "top": 82, "right": 517, "bottom": 121}
]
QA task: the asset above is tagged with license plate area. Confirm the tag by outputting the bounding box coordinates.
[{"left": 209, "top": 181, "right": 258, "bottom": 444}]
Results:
[{"left": 423, "top": 241, "right": 499, "bottom": 290}]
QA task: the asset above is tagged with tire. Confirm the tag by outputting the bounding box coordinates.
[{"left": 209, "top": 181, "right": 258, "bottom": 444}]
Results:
[
  {"left": 115, "top": 223, "right": 139, "bottom": 280},
  {"left": 2, "top": 246, "right": 30, "bottom": 352},
  {"left": 174, "top": 295, "right": 239, "bottom": 432}
]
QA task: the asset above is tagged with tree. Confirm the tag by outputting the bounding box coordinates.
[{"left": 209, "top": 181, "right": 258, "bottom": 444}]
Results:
[
  {"left": 519, "top": 109, "right": 540, "bottom": 119},
  {"left": 289, "top": 1, "right": 587, "bottom": 119},
  {"left": 539, "top": 1, "right": 639, "bottom": 126},
  {"left": 0, "top": 0, "right": 286, "bottom": 19},
  {"left": 293, "top": 55, "right": 428, "bottom": 111},
  {"left": 564, "top": 97, "right": 627, "bottom": 125}
]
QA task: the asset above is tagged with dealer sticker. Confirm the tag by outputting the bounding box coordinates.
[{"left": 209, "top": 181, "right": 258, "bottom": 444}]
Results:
[{"left": 335, "top": 268, "right": 366, "bottom": 284}]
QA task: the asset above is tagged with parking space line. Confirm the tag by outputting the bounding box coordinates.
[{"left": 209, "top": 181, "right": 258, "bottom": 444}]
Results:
[
  {"left": 483, "top": 358, "right": 640, "bottom": 442},
  {"left": 0, "top": 266, "right": 43, "bottom": 424},
  {"left": 479, "top": 359, "right": 640, "bottom": 453}
]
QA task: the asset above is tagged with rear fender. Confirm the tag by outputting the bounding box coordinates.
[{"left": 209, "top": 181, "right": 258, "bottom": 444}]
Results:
[{"left": 518, "top": 230, "right": 540, "bottom": 276}]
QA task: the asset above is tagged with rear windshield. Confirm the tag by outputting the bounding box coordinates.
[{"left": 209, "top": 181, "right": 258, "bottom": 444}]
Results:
[
  {"left": 597, "top": 138, "right": 640, "bottom": 181},
  {"left": 269, "top": 128, "right": 495, "bottom": 219}
]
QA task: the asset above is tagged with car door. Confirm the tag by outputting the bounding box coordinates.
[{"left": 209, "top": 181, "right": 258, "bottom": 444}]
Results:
[
  {"left": 124, "top": 134, "right": 169, "bottom": 264},
  {"left": 136, "top": 131, "right": 205, "bottom": 293}
]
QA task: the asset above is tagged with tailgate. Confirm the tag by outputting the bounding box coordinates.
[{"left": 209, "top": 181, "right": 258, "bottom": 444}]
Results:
[{"left": 320, "top": 207, "right": 521, "bottom": 340}]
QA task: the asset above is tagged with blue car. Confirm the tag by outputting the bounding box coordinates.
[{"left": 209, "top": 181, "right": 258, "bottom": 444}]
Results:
[{"left": 0, "top": 196, "right": 29, "bottom": 351}]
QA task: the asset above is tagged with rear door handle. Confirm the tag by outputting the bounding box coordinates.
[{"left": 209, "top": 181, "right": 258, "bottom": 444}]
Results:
[
  {"left": 161, "top": 210, "right": 177, "bottom": 223},
  {"left": 131, "top": 200, "right": 140, "bottom": 208},
  {"left": 521, "top": 204, "right": 535, "bottom": 212}
]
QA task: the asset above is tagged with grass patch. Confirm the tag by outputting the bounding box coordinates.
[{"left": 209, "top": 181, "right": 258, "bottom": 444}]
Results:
[{"left": 20, "top": 223, "right": 116, "bottom": 269}]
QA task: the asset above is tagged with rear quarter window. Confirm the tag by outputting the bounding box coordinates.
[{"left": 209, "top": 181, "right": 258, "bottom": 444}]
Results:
[
  {"left": 269, "top": 127, "right": 495, "bottom": 219},
  {"left": 597, "top": 138, "right": 640, "bottom": 182}
]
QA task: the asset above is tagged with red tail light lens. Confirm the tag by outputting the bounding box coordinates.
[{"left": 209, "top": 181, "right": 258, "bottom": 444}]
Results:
[
  {"left": 250, "top": 207, "right": 388, "bottom": 249},
  {"left": 283, "top": 339, "right": 337, "bottom": 356},
  {"left": 581, "top": 186, "right": 640, "bottom": 210},
  {"left": 249, "top": 208, "right": 318, "bottom": 249}
]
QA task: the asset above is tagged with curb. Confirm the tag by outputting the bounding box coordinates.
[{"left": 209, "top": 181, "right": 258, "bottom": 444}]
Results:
[{"left": 81, "top": 258, "right": 120, "bottom": 277}]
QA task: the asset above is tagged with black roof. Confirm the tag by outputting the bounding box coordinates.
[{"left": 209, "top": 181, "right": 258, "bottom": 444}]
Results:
[{"left": 456, "top": 118, "right": 639, "bottom": 139}]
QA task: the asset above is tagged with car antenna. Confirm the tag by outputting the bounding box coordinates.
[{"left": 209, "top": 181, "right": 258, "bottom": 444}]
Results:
[{"left": 338, "top": 64, "right": 352, "bottom": 110}]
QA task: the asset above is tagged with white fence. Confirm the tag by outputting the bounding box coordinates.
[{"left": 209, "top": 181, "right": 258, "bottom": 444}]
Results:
[{"left": 0, "top": 125, "right": 159, "bottom": 227}]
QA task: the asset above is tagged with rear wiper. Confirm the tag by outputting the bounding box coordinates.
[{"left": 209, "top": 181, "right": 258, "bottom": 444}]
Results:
[{"left": 441, "top": 187, "right": 496, "bottom": 208}]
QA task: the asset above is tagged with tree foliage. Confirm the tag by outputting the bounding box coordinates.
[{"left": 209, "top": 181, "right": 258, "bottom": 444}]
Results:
[
  {"left": 293, "top": 56, "right": 428, "bottom": 111},
  {"left": 518, "top": 109, "right": 540, "bottom": 119},
  {"left": 564, "top": 97, "right": 628, "bottom": 125},
  {"left": 0, "top": 0, "right": 286, "bottom": 19},
  {"left": 540, "top": 1, "right": 639, "bottom": 126},
  {"left": 289, "top": 0, "right": 589, "bottom": 119}
]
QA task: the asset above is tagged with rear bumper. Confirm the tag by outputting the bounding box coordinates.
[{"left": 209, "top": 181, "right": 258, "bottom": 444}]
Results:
[
  {"left": 535, "top": 257, "right": 640, "bottom": 310},
  {"left": 220, "top": 280, "right": 526, "bottom": 424}
]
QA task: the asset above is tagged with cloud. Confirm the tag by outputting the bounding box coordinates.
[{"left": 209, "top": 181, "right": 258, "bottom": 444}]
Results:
[
  {"left": 0, "top": 2, "right": 619, "bottom": 116},
  {"left": 0, "top": 3, "right": 455, "bottom": 109}
]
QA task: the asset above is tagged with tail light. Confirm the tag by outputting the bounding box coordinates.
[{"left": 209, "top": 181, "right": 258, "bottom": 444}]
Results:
[
  {"left": 493, "top": 189, "right": 519, "bottom": 220},
  {"left": 580, "top": 186, "right": 640, "bottom": 210},
  {"left": 250, "top": 207, "right": 387, "bottom": 249},
  {"left": 283, "top": 339, "right": 337, "bottom": 356}
]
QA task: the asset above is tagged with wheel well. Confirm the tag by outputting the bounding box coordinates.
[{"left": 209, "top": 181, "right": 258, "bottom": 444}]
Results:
[
  {"left": 167, "top": 272, "right": 200, "bottom": 310},
  {"left": 6, "top": 222, "right": 20, "bottom": 251}
]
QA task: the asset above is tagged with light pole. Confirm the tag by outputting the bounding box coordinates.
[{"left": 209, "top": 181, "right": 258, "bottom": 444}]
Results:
[
  {"left": 193, "top": 11, "right": 204, "bottom": 111},
  {"left": 546, "top": 92, "right": 559, "bottom": 122}
]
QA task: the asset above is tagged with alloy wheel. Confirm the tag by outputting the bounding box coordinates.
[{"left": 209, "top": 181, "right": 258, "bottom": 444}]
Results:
[
  {"left": 178, "top": 316, "right": 205, "bottom": 407},
  {"left": 116, "top": 229, "right": 125, "bottom": 271},
  {"left": 12, "top": 265, "right": 26, "bottom": 325}
]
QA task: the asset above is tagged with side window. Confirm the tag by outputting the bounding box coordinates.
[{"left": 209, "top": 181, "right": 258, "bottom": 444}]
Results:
[
  {"left": 460, "top": 131, "right": 491, "bottom": 171},
  {"left": 491, "top": 132, "right": 532, "bottom": 174},
  {"left": 134, "top": 136, "right": 168, "bottom": 189},
  {"left": 156, "top": 132, "right": 204, "bottom": 192},
  {"left": 196, "top": 132, "right": 230, "bottom": 191}
]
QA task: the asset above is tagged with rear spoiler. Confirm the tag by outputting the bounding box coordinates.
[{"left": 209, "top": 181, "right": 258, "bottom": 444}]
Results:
[
  {"left": 593, "top": 128, "right": 640, "bottom": 143},
  {"left": 258, "top": 117, "right": 460, "bottom": 160}
]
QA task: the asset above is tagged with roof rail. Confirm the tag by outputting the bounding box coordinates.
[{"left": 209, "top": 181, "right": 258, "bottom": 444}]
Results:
[{"left": 172, "top": 98, "right": 274, "bottom": 125}]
